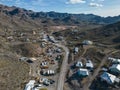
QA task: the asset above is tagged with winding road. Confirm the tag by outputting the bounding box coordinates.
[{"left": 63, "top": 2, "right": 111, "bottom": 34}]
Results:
[{"left": 55, "top": 44, "right": 69, "bottom": 90}]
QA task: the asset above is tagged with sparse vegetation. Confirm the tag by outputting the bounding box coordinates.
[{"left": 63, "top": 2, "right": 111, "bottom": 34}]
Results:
[
  {"left": 0, "top": 55, "right": 29, "bottom": 90},
  {"left": 39, "top": 88, "right": 48, "bottom": 90},
  {"left": 13, "top": 43, "right": 42, "bottom": 57}
]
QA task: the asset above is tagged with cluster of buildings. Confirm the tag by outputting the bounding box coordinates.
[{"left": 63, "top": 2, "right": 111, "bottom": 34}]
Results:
[
  {"left": 74, "top": 40, "right": 93, "bottom": 54},
  {"left": 100, "top": 57, "right": 120, "bottom": 85},
  {"left": 21, "top": 31, "right": 64, "bottom": 90},
  {"left": 24, "top": 78, "right": 54, "bottom": 90},
  {"left": 40, "top": 59, "right": 56, "bottom": 77},
  {"left": 75, "top": 60, "right": 94, "bottom": 77},
  {"left": 42, "top": 34, "right": 57, "bottom": 43}
]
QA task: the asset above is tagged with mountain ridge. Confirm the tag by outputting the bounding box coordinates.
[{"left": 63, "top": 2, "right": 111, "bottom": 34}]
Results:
[{"left": 0, "top": 4, "right": 120, "bottom": 26}]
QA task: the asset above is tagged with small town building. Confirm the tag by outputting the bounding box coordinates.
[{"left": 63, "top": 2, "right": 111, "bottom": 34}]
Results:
[
  {"left": 74, "top": 47, "right": 79, "bottom": 54},
  {"left": 30, "top": 57, "right": 37, "bottom": 61},
  {"left": 19, "top": 57, "right": 29, "bottom": 61},
  {"left": 102, "top": 68, "right": 108, "bottom": 72},
  {"left": 82, "top": 40, "right": 93, "bottom": 45},
  {"left": 86, "top": 60, "right": 94, "bottom": 69},
  {"left": 26, "top": 38, "right": 30, "bottom": 42},
  {"left": 40, "top": 78, "right": 45, "bottom": 84},
  {"left": 24, "top": 80, "right": 35, "bottom": 90},
  {"left": 48, "top": 36, "right": 56, "bottom": 43},
  {"left": 109, "top": 64, "right": 120, "bottom": 74},
  {"left": 39, "top": 78, "right": 48, "bottom": 84},
  {"left": 108, "top": 57, "right": 120, "bottom": 64},
  {"left": 42, "top": 34, "right": 48, "bottom": 42},
  {"left": 40, "top": 61, "right": 49, "bottom": 69},
  {"left": 41, "top": 42, "right": 46, "bottom": 48},
  {"left": 77, "top": 68, "right": 89, "bottom": 77},
  {"left": 75, "top": 61, "right": 83, "bottom": 68},
  {"left": 7, "top": 36, "right": 14, "bottom": 41},
  {"left": 40, "top": 78, "right": 50, "bottom": 86},
  {"left": 41, "top": 70, "right": 55, "bottom": 76},
  {"left": 33, "top": 84, "right": 42, "bottom": 90},
  {"left": 100, "top": 72, "right": 117, "bottom": 85},
  {"left": 112, "top": 59, "right": 120, "bottom": 64},
  {"left": 56, "top": 48, "right": 62, "bottom": 53}
]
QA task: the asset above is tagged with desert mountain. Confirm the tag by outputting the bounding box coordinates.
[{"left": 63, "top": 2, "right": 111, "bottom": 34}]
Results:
[{"left": 0, "top": 4, "right": 120, "bottom": 30}]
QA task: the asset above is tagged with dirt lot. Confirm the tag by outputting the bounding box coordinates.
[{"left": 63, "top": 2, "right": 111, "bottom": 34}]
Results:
[{"left": 0, "top": 54, "right": 29, "bottom": 90}]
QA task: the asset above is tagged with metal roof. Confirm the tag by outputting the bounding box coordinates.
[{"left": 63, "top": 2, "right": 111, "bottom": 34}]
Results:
[
  {"left": 77, "top": 68, "right": 89, "bottom": 76},
  {"left": 100, "top": 72, "right": 116, "bottom": 84}
]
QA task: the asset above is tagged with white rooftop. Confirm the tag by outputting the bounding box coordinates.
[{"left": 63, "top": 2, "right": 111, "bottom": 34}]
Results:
[
  {"left": 76, "top": 61, "right": 83, "bottom": 67},
  {"left": 108, "top": 57, "right": 120, "bottom": 63},
  {"left": 82, "top": 40, "right": 93, "bottom": 45},
  {"left": 78, "top": 68, "right": 89, "bottom": 76},
  {"left": 110, "top": 64, "right": 120, "bottom": 72},
  {"left": 100, "top": 72, "right": 116, "bottom": 84},
  {"left": 74, "top": 47, "right": 79, "bottom": 52},
  {"left": 24, "top": 80, "right": 35, "bottom": 90},
  {"left": 86, "top": 60, "right": 94, "bottom": 68},
  {"left": 33, "top": 88, "right": 39, "bottom": 90}
]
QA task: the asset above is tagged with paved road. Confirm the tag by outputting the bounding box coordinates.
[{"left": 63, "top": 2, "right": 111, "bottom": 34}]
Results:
[
  {"left": 44, "top": 35, "right": 69, "bottom": 90},
  {"left": 55, "top": 44, "right": 69, "bottom": 90}
]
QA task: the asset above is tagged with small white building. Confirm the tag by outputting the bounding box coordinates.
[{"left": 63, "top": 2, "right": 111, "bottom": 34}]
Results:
[
  {"left": 24, "top": 80, "right": 35, "bottom": 90},
  {"left": 100, "top": 72, "right": 116, "bottom": 84},
  {"left": 41, "top": 42, "right": 46, "bottom": 48},
  {"left": 108, "top": 57, "right": 120, "bottom": 64},
  {"left": 47, "top": 70, "right": 55, "bottom": 75},
  {"left": 19, "top": 57, "right": 29, "bottom": 61},
  {"left": 74, "top": 47, "right": 79, "bottom": 54},
  {"left": 82, "top": 40, "right": 93, "bottom": 45},
  {"left": 77, "top": 68, "right": 89, "bottom": 77},
  {"left": 56, "top": 48, "right": 62, "bottom": 53},
  {"left": 86, "top": 60, "right": 94, "bottom": 69},
  {"left": 41, "top": 61, "right": 48, "bottom": 68},
  {"left": 7, "top": 36, "right": 14, "bottom": 41},
  {"left": 39, "top": 78, "right": 48, "bottom": 84},
  {"left": 30, "top": 57, "right": 37, "bottom": 61},
  {"left": 75, "top": 61, "right": 83, "bottom": 68},
  {"left": 42, "top": 34, "right": 48, "bottom": 42},
  {"left": 109, "top": 64, "right": 120, "bottom": 74},
  {"left": 113, "top": 59, "right": 120, "bottom": 64},
  {"left": 42, "top": 70, "right": 55, "bottom": 76}
]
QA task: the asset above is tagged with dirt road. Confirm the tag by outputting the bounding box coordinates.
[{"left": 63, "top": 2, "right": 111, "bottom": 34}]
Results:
[{"left": 82, "top": 50, "right": 120, "bottom": 90}]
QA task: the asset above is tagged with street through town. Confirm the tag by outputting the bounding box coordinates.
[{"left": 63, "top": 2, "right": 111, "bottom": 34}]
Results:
[{"left": 55, "top": 44, "right": 69, "bottom": 90}]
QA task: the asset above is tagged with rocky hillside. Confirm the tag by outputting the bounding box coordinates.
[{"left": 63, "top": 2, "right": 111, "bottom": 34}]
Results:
[
  {"left": 56, "top": 21, "right": 120, "bottom": 46},
  {"left": 0, "top": 4, "right": 120, "bottom": 29},
  {"left": 86, "top": 21, "right": 120, "bottom": 41}
]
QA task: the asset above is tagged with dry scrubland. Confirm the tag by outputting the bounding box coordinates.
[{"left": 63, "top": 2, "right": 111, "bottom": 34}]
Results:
[{"left": 0, "top": 55, "right": 29, "bottom": 90}]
